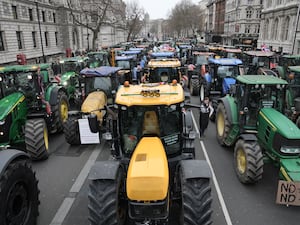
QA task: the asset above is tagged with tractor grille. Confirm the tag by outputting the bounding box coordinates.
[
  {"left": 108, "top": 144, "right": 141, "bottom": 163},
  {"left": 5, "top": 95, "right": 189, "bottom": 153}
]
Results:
[
  {"left": 273, "top": 133, "right": 300, "bottom": 156},
  {"left": 0, "top": 114, "right": 12, "bottom": 143}
]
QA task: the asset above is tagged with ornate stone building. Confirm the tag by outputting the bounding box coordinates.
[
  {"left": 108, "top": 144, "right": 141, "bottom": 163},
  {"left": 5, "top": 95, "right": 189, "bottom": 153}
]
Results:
[{"left": 257, "top": 0, "right": 300, "bottom": 54}]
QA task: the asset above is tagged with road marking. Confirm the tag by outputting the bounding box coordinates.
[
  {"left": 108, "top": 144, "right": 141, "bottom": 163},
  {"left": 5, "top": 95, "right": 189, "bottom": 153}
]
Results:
[
  {"left": 191, "top": 112, "right": 233, "bottom": 225},
  {"left": 49, "top": 143, "right": 103, "bottom": 225}
]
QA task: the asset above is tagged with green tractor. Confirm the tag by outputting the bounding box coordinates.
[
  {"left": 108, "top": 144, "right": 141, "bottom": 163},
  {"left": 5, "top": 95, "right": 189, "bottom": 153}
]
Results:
[
  {"left": 0, "top": 64, "right": 69, "bottom": 160},
  {"left": 0, "top": 149, "right": 39, "bottom": 225},
  {"left": 87, "top": 51, "right": 110, "bottom": 68},
  {"left": 274, "top": 54, "right": 300, "bottom": 79},
  {"left": 63, "top": 66, "right": 122, "bottom": 145},
  {"left": 88, "top": 82, "right": 212, "bottom": 224},
  {"left": 284, "top": 66, "right": 300, "bottom": 127},
  {"left": 216, "top": 75, "right": 300, "bottom": 188}
]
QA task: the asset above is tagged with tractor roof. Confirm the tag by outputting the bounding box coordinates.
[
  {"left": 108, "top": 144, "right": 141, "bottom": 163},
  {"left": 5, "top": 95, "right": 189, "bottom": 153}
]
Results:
[
  {"left": 288, "top": 66, "right": 300, "bottom": 72},
  {"left": 121, "top": 50, "right": 141, "bottom": 55},
  {"left": 243, "top": 51, "right": 276, "bottom": 57},
  {"left": 129, "top": 47, "right": 144, "bottom": 51},
  {"left": 115, "top": 83, "right": 184, "bottom": 106},
  {"left": 0, "top": 64, "right": 50, "bottom": 73},
  {"left": 60, "top": 56, "right": 88, "bottom": 63},
  {"left": 223, "top": 48, "right": 242, "bottom": 53},
  {"left": 236, "top": 75, "right": 288, "bottom": 85},
  {"left": 192, "top": 51, "right": 215, "bottom": 56},
  {"left": 281, "top": 54, "right": 300, "bottom": 59},
  {"left": 80, "top": 66, "right": 122, "bottom": 77},
  {"left": 87, "top": 51, "right": 108, "bottom": 56},
  {"left": 208, "top": 58, "right": 243, "bottom": 65},
  {"left": 115, "top": 55, "right": 135, "bottom": 61},
  {"left": 147, "top": 58, "right": 181, "bottom": 68},
  {"left": 150, "top": 52, "right": 175, "bottom": 58}
]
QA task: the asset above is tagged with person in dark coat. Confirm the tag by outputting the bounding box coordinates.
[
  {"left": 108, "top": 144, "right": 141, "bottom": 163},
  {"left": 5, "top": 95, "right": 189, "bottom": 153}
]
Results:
[{"left": 199, "top": 97, "right": 214, "bottom": 137}]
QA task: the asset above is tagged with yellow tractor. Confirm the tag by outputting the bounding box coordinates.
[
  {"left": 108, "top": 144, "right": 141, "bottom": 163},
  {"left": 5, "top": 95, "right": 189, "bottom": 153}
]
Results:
[{"left": 88, "top": 81, "right": 213, "bottom": 224}]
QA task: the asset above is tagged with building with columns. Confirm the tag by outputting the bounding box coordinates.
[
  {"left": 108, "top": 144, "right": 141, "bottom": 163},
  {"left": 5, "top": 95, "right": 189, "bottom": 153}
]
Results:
[{"left": 257, "top": 0, "right": 300, "bottom": 54}]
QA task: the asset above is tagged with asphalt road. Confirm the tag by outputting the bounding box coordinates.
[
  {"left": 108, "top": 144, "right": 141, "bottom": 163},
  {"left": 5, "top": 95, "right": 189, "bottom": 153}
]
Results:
[{"left": 32, "top": 95, "right": 300, "bottom": 225}]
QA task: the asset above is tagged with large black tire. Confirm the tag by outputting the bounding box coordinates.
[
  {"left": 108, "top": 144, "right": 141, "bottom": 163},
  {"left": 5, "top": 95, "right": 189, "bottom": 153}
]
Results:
[
  {"left": 51, "top": 91, "right": 69, "bottom": 133},
  {"left": 296, "top": 116, "right": 300, "bottom": 128},
  {"left": 88, "top": 168, "right": 127, "bottom": 225},
  {"left": 190, "top": 78, "right": 200, "bottom": 96},
  {"left": 181, "top": 169, "right": 212, "bottom": 225},
  {"left": 234, "top": 139, "right": 264, "bottom": 184},
  {"left": 63, "top": 117, "right": 80, "bottom": 145},
  {"left": 25, "top": 119, "right": 49, "bottom": 160},
  {"left": 216, "top": 102, "right": 231, "bottom": 146},
  {"left": 0, "top": 159, "right": 39, "bottom": 225}
]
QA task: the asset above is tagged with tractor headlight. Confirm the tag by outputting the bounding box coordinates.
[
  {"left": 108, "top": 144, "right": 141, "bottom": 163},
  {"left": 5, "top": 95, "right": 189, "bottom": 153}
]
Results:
[
  {"left": 0, "top": 120, "right": 5, "bottom": 125},
  {"left": 280, "top": 146, "right": 300, "bottom": 154},
  {"left": 63, "top": 81, "right": 68, "bottom": 86}
]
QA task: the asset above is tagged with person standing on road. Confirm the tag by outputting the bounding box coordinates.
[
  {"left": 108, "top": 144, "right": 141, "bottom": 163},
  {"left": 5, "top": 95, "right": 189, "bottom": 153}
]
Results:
[{"left": 199, "top": 97, "right": 214, "bottom": 137}]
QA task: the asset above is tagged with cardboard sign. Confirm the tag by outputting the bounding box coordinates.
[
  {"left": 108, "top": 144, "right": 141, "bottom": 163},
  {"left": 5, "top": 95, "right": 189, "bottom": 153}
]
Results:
[
  {"left": 276, "top": 180, "right": 300, "bottom": 206},
  {"left": 78, "top": 119, "right": 100, "bottom": 144}
]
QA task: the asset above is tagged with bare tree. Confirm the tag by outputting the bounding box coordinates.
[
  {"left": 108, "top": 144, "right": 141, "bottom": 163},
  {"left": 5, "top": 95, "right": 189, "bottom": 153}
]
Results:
[
  {"left": 123, "top": 0, "right": 145, "bottom": 41},
  {"left": 67, "top": 0, "right": 126, "bottom": 51}
]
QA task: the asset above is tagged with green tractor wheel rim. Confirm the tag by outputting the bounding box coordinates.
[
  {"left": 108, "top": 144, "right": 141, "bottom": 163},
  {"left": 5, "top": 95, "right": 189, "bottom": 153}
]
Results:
[
  {"left": 60, "top": 100, "right": 69, "bottom": 123},
  {"left": 217, "top": 111, "right": 225, "bottom": 137},
  {"left": 44, "top": 127, "right": 49, "bottom": 150},
  {"left": 237, "top": 148, "right": 246, "bottom": 174}
]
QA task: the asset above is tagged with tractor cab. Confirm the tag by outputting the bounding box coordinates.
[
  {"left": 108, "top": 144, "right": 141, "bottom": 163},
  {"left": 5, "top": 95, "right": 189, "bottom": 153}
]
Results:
[
  {"left": 87, "top": 51, "right": 110, "bottom": 68},
  {"left": 59, "top": 56, "right": 88, "bottom": 74},
  {"left": 115, "top": 55, "right": 136, "bottom": 83}
]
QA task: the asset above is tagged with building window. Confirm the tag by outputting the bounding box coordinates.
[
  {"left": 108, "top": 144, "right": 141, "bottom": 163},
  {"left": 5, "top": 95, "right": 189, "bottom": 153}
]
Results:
[
  {"left": 254, "top": 25, "right": 260, "bottom": 34},
  {"left": 245, "top": 25, "right": 251, "bottom": 33},
  {"left": 297, "top": 41, "right": 300, "bottom": 54},
  {"left": 273, "top": 19, "right": 279, "bottom": 40},
  {"left": 32, "top": 31, "right": 37, "bottom": 48},
  {"left": 256, "top": 10, "right": 260, "bottom": 18},
  {"left": 264, "top": 20, "right": 269, "bottom": 39},
  {"left": 53, "top": 12, "right": 56, "bottom": 23},
  {"left": 282, "top": 17, "right": 290, "bottom": 41},
  {"left": 42, "top": 11, "right": 46, "bottom": 22},
  {"left": 16, "top": 31, "right": 23, "bottom": 49},
  {"left": 0, "top": 31, "right": 5, "bottom": 51},
  {"left": 12, "top": 5, "right": 18, "bottom": 19},
  {"left": 29, "top": 8, "right": 33, "bottom": 21},
  {"left": 44, "top": 32, "right": 49, "bottom": 47},
  {"left": 246, "top": 7, "right": 253, "bottom": 19},
  {"left": 55, "top": 32, "right": 58, "bottom": 46}
]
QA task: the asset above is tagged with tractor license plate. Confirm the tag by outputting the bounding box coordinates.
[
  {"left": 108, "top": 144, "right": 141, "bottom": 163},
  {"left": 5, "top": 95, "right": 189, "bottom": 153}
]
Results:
[{"left": 276, "top": 180, "right": 300, "bottom": 206}]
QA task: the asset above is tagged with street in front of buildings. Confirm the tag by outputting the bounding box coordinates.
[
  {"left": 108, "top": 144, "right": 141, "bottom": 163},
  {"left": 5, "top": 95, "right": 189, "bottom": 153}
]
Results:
[{"left": 32, "top": 95, "right": 300, "bottom": 225}]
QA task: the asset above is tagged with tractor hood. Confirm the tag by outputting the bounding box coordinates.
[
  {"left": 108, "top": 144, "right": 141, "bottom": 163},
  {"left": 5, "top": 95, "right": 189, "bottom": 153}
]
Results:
[
  {"left": 60, "top": 71, "right": 76, "bottom": 85},
  {"left": 81, "top": 91, "right": 107, "bottom": 123},
  {"left": 280, "top": 158, "right": 300, "bottom": 181},
  {"left": 259, "top": 108, "right": 300, "bottom": 139},
  {"left": 126, "top": 137, "right": 169, "bottom": 201},
  {"left": 0, "top": 92, "right": 25, "bottom": 120}
]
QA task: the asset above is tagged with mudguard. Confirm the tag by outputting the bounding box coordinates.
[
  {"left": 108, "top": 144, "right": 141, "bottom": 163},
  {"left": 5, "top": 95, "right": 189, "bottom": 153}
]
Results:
[
  {"left": 89, "top": 160, "right": 121, "bottom": 180},
  {"left": 183, "top": 109, "right": 194, "bottom": 134},
  {"left": 180, "top": 160, "right": 211, "bottom": 179},
  {"left": 239, "top": 133, "right": 257, "bottom": 142},
  {"left": 0, "top": 149, "right": 30, "bottom": 177}
]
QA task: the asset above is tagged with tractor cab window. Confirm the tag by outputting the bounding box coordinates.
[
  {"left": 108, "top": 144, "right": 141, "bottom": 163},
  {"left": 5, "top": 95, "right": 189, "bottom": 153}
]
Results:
[
  {"left": 116, "top": 60, "right": 130, "bottom": 69},
  {"left": 0, "top": 74, "right": 17, "bottom": 96},
  {"left": 149, "top": 68, "right": 179, "bottom": 83},
  {"left": 86, "top": 76, "right": 112, "bottom": 94},
  {"left": 217, "top": 66, "right": 239, "bottom": 78},
  {"left": 195, "top": 55, "right": 208, "bottom": 65}
]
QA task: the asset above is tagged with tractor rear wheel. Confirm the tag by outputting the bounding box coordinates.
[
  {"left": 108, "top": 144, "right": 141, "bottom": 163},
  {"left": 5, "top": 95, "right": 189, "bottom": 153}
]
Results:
[
  {"left": 216, "top": 102, "right": 231, "bottom": 146},
  {"left": 63, "top": 117, "right": 80, "bottom": 145},
  {"left": 0, "top": 160, "right": 39, "bottom": 225},
  {"left": 25, "top": 119, "right": 49, "bottom": 160},
  {"left": 180, "top": 169, "right": 212, "bottom": 225},
  {"left": 52, "top": 91, "right": 69, "bottom": 133},
  {"left": 190, "top": 78, "right": 200, "bottom": 96},
  {"left": 234, "top": 139, "right": 264, "bottom": 184},
  {"left": 88, "top": 168, "right": 127, "bottom": 225}
]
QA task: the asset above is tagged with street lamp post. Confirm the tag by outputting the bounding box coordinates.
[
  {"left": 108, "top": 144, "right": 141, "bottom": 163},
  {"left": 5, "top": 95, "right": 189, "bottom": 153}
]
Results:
[{"left": 35, "top": 1, "right": 46, "bottom": 63}]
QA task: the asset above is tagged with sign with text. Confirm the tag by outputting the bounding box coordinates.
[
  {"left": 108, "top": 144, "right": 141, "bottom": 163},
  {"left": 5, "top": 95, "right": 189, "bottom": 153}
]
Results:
[
  {"left": 78, "top": 119, "right": 100, "bottom": 144},
  {"left": 276, "top": 180, "right": 300, "bottom": 206}
]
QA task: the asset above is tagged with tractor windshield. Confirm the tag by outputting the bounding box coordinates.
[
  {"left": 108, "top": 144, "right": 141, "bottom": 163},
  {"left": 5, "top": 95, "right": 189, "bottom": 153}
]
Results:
[
  {"left": 116, "top": 60, "right": 130, "bottom": 69},
  {"left": 120, "top": 105, "right": 181, "bottom": 155},
  {"left": 217, "top": 65, "right": 240, "bottom": 78},
  {"left": 149, "top": 68, "right": 180, "bottom": 83},
  {"left": 61, "top": 62, "right": 83, "bottom": 74},
  {"left": 85, "top": 76, "right": 112, "bottom": 94},
  {"left": 195, "top": 55, "right": 208, "bottom": 65}
]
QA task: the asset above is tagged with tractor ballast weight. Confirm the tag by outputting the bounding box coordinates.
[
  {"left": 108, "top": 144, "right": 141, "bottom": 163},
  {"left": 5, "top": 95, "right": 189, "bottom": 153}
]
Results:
[
  {"left": 0, "top": 149, "right": 39, "bottom": 225},
  {"left": 63, "top": 66, "right": 122, "bottom": 145},
  {"left": 88, "top": 82, "right": 213, "bottom": 224},
  {"left": 215, "top": 75, "right": 300, "bottom": 200}
]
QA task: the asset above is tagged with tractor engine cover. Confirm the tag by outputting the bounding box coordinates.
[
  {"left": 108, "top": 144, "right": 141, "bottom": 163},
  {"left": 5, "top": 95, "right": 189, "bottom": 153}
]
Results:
[
  {"left": 127, "top": 137, "right": 169, "bottom": 201},
  {"left": 81, "top": 91, "right": 107, "bottom": 123}
]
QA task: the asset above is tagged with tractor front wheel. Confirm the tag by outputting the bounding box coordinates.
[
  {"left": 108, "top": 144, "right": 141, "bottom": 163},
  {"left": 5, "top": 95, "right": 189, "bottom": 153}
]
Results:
[
  {"left": 63, "top": 117, "right": 80, "bottom": 145},
  {"left": 52, "top": 91, "right": 69, "bottom": 133},
  {"left": 88, "top": 168, "right": 127, "bottom": 225},
  {"left": 234, "top": 139, "right": 264, "bottom": 184},
  {"left": 180, "top": 169, "right": 212, "bottom": 225},
  {"left": 0, "top": 160, "right": 39, "bottom": 225},
  {"left": 190, "top": 78, "right": 200, "bottom": 96},
  {"left": 25, "top": 119, "right": 49, "bottom": 160},
  {"left": 216, "top": 102, "right": 231, "bottom": 146}
]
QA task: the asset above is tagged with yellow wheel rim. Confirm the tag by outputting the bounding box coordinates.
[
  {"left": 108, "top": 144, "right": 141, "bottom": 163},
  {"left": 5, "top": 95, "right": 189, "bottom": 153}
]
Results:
[
  {"left": 60, "top": 100, "right": 68, "bottom": 122},
  {"left": 44, "top": 127, "right": 49, "bottom": 150},
  {"left": 217, "top": 111, "right": 225, "bottom": 137},
  {"left": 237, "top": 148, "right": 246, "bottom": 174}
]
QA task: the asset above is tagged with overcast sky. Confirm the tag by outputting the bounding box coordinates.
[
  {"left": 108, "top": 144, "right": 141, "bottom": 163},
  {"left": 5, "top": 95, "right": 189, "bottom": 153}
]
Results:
[{"left": 124, "top": 0, "right": 201, "bottom": 20}]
